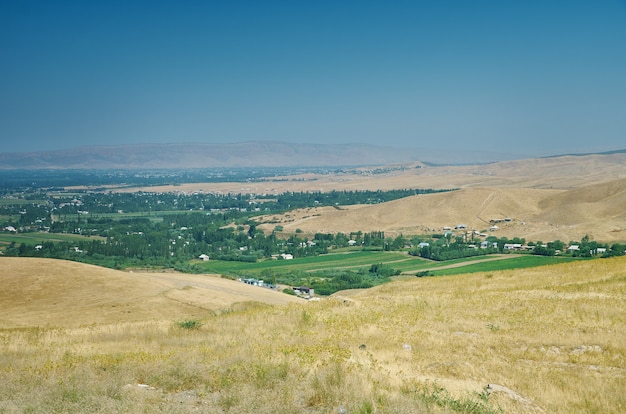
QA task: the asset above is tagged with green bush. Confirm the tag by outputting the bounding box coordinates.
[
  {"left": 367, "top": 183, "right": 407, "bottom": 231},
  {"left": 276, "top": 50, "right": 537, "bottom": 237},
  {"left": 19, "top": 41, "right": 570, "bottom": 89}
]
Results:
[{"left": 177, "top": 319, "right": 203, "bottom": 330}]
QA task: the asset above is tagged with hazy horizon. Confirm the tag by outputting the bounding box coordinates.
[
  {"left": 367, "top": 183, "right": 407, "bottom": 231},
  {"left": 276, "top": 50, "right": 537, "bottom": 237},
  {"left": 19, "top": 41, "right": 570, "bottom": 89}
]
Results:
[
  {"left": 2, "top": 139, "right": 622, "bottom": 160},
  {"left": 2, "top": 1, "right": 625, "bottom": 156}
]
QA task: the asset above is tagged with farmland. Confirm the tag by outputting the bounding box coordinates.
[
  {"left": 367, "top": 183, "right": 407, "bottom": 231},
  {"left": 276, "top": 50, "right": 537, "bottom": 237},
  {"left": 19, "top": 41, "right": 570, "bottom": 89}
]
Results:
[{"left": 195, "top": 249, "right": 582, "bottom": 278}]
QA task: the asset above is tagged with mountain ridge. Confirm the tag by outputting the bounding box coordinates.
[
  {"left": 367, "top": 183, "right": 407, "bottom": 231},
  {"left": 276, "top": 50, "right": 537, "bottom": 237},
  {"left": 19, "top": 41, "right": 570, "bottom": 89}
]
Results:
[{"left": 0, "top": 141, "right": 535, "bottom": 169}]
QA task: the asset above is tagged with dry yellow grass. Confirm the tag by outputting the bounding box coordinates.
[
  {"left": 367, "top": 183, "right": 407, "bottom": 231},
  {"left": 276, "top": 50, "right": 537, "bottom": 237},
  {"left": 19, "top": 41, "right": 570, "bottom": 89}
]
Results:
[
  {"left": 1, "top": 256, "right": 624, "bottom": 413},
  {"left": 0, "top": 257, "right": 301, "bottom": 329}
]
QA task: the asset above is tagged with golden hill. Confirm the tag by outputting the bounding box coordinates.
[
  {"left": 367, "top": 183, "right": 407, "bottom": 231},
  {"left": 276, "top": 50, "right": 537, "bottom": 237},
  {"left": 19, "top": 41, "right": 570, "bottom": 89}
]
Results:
[
  {"left": 0, "top": 257, "right": 301, "bottom": 329},
  {"left": 1, "top": 255, "right": 624, "bottom": 413},
  {"left": 256, "top": 178, "right": 626, "bottom": 242}
]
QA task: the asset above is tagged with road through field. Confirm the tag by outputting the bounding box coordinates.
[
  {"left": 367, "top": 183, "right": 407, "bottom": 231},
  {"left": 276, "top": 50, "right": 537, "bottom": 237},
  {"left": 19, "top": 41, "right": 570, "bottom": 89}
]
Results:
[{"left": 399, "top": 254, "right": 522, "bottom": 274}]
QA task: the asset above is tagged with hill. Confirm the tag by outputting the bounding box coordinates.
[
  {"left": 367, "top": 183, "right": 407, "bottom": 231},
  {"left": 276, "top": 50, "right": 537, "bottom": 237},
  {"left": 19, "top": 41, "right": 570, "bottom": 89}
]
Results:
[
  {"left": 0, "top": 257, "right": 301, "bottom": 329},
  {"left": 0, "top": 141, "right": 523, "bottom": 169},
  {"left": 1, "top": 256, "right": 624, "bottom": 413},
  {"left": 255, "top": 178, "right": 626, "bottom": 242}
]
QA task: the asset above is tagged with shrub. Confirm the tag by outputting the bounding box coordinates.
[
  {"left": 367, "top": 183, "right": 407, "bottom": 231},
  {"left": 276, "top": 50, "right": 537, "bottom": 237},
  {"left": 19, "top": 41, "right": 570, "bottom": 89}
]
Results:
[{"left": 177, "top": 319, "right": 203, "bottom": 330}]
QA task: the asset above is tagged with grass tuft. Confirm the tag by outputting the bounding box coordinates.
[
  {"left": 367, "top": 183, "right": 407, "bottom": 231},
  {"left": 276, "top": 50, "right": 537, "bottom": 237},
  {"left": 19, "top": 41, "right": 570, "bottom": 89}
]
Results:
[{"left": 177, "top": 319, "right": 203, "bottom": 330}]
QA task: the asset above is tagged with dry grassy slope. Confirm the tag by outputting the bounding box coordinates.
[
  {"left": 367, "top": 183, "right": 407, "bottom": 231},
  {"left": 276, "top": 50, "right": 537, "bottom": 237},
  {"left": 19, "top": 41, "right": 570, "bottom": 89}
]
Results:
[
  {"left": 519, "top": 178, "right": 626, "bottom": 241},
  {"left": 256, "top": 187, "right": 560, "bottom": 236},
  {"left": 455, "top": 153, "right": 626, "bottom": 189},
  {"left": 328, "top": 256, "right": 626, "bottom": 413},
  {"left": 0, "top": 257, "right": 301, "bottom": 328},
  {"left": 538, "top": 177, "right": 626, "bottom": 213},
  {"left": 256, "top": 178, "right": 626, "bottom": 242},
  {"left": 0, "top": 254, "right": 625, "bottom": 412}
]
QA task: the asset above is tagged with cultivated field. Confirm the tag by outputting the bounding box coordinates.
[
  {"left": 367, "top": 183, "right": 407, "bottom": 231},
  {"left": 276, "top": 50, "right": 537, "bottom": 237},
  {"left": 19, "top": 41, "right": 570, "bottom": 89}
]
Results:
[
  {"left": 194, "top": 249, "right": 578, "bottom": 278},
  {"left": 1, "top": 256, "right": 625, "bottom": 413}
]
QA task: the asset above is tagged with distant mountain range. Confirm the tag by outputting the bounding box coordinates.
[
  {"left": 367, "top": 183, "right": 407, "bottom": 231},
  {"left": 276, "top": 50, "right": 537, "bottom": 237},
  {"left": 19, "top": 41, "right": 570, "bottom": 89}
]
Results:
[{"left": 0, "top": 141, "right": 530, "bottom": 169}]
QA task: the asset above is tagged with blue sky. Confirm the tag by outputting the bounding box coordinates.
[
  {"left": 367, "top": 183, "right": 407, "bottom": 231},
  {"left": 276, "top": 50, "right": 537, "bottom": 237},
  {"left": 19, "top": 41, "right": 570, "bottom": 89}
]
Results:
[{"left": 1, "top": 1, "right": 625, "bottom": 156}]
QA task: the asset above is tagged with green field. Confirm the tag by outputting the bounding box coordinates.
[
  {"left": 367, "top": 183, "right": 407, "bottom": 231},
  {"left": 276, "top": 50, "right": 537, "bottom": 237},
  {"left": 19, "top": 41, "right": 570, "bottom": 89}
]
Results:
[
  {"left": 197, "top": 250, "right": 410, "bottom": 275},
  {"left": 53, "top": 210, "right": 204, "bottom": 222},
  {"left": 0, "top": 199, "right": 47, "bottom": 206},
  {"left": 428, "top": 255, "right": 585, "bottom": 276},
  {"left": 196, "top": 249, "right": 580, "bottom": 279},
  {"left": 0, "top": 232, "right": 104, "bottom": 246}
]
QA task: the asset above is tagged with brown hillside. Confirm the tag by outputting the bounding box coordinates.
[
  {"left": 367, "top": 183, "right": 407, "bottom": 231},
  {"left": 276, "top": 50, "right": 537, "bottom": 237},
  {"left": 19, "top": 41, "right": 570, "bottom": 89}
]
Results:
[
  {"left": 256, "top": 178, "right": 626, "bottom": 242},
  {"left": 0, "top": 257, "right": 302, "bottom": 328}
]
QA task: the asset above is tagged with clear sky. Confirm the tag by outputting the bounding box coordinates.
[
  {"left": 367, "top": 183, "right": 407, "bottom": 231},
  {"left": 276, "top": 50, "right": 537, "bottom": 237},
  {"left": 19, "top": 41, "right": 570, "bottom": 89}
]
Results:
[{"left": 1, "top": 1, "right": 625, "bottom": 156}]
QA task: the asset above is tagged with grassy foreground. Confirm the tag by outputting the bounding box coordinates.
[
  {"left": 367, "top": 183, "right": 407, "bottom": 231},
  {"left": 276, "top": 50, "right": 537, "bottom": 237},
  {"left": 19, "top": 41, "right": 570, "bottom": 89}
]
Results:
[{"left": 1, "top": 257, "right": 625, "bottom": 413}]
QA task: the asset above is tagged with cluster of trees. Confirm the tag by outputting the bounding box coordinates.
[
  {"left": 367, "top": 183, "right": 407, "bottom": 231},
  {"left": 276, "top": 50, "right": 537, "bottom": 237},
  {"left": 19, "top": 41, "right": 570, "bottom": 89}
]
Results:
[
  {"left": 531, "top": 236, "right": 625, "bottom": 258},
  {"left": 273, "top": 263, "right": 400, "bottom": 296},
  {"left": 0, "top": 167, "right": 333, "bottom": 190},
  {"left": 270, "top": 188, "right": 450, "bottom": 210},
  {"left": 3, "top": 206, "right": 406, "bottom": 269},
  {"left": 408, "top": 234, "right": 502, "bottom": 261},
  {"left": 3, "top": 186, "right": 453, "bottom": 269},
  {"left": 407, "top": 234, "right": 625, "bottom": 261},
  {"left": 2, "top": 188, "right": 450, "bottom": 232}
]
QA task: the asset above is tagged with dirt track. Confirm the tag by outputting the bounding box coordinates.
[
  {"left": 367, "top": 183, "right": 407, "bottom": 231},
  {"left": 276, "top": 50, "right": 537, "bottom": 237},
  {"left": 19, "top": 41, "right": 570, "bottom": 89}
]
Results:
[{"left": 400, "top": 254, "right": 522, "bottom": 274}]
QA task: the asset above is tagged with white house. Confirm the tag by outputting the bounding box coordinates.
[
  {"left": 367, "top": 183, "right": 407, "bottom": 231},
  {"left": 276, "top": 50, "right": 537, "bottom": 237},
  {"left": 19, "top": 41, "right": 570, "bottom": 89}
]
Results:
[{"left": 198, "top": 254, "right": 210, "bottom": 261}]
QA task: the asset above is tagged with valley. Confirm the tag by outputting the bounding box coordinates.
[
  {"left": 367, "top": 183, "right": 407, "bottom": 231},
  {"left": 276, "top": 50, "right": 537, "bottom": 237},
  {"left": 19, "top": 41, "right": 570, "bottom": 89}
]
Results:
[{"left": 1, "top": 151, "right": 625, "bottom": 413}]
